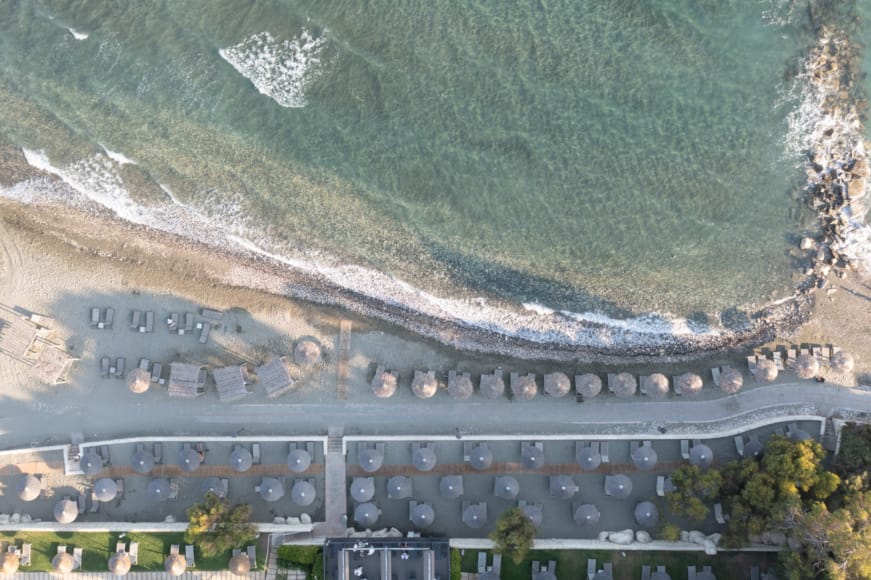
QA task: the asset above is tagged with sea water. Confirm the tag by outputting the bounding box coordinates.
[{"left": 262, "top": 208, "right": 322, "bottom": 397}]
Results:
[{"left": 0, "top": 0, "right": 861, "bottom": 345}]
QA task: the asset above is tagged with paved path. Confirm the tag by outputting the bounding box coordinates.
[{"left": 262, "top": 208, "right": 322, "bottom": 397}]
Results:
[{"left": 12, "top": 573, "right": 266, "bottom": 579}]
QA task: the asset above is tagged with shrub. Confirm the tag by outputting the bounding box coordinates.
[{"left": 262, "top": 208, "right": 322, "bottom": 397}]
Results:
[
  {"left": 450, "top": 549, "right": 462, "bottom": 580},
  {"left": 277, "top": 545, "right": 321, "bottom": 569},
  {"left": 311, "top": 550, "right": 325, "bottom": 580},
  {"left": 659, "top": 523, "right": 681, "bottom": 542}
]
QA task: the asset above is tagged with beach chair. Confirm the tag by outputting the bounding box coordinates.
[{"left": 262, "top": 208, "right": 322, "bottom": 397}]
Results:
[
  {"left": 20, "top": 544, "right": 31, "bottom": 566},
  {"left": 114, "top": 357, "right": 125, "bottom": 377},
  {"left": 89, "top": 492, "right": 100, "bottom": 512},
  {"left": 139, "top": 358, "right": 150, "bottom": 370},
  {"left": 100, "top": 445, "right": 111, "bottom": 464},
  {"left": 547, "top": 560, "right": 556, "bottom": 574},
  {"left": 477, "top": 552, "right": 487, "bottom": 573},
  {"left": 153, "top": 442, "right": 162, "bottom": 464},
  {"left": 57, "top": 546, "right": 66, "bottom": 556},
  {"left": 657, "top": 566, "right": 667, "bottom": 576},
  {"left": 168, "top": 478, "right": 179, "bottom": 500},
  {"left": 773, "top": 351, "right": 784, "bottom": 370},
  {"left": 145, "top": 311, "right": 154, "bottom": 333},
  {"left": 711, "top": 367, "right": 721, "bottom": 387},
  {"left": 813, "top": 346, "right": 822, "bottom": 363},
  {"left": 681, "top": 439, "right": 690, "bottom": 460},
  {"left": 104, "top": 308, "right": 114, "bottom": 329},
  {"left": 196, "top": 442, "right": 206, "bottom": 461},
  {"left": 821, "top": 346, "right": 831, "bottom": 365},
  {"left": 199, "top": 322, "right": 211, "bottom": 344},
  {"left": 169, "top": 313, "right": 179, "bottom": 331},
  {"left": 751, "top": 566, "right": 760, "bottom": 580},
  {"left": 587, "top": 559, "right": 596, "bottom": 580},
  {"left": 688, "top": 566, "right": 698, "bottom": 580},
  {"left": 101, "top": 357, "right": 110, "bottom": 377},
  {"left": 151, "top": 362, "right": 162, "bottom": 382},
  {"left": 800, "top": 347, "right": 809, "bottom": 357},
  {"left": 115, "top": 479, "right": 124, "bottom": 499},
  {"left": 531, "top": 561, "right": 541, "bottom": 575},
  {"left": 73, "top": 547, "right": 82, "bottom": 570},
  {"left": 656, "top": 475, "right": 665, "bottom": 497},
  {"left": 603, "top": 563, "right": 612, "bottom": 578},
  {"left": 734, "top": 435, "right": 745, "bottom": 457},
  {"left": 129, "top": 542, "right": 138, "bottom": 565},
  {"left": 492, "top": 553, "right": 501, "bottom": 574},
  {"left": 247, "top": 545, "right": 257, "bottom": 569},
  {"left": 463, "top": 441, "right": 472, "bottom": 463},
  {"left": 252, "top": 443, "right": 261, "bottom": 464},
  {"left": 184, "top": 312, "right": 194, "bottom": 334},
  {"left": 116, "top": 542, "right": 126, "bottom": 554},
  {"left": 641, "top": 565, "right": 651, "bottom": 580},
  {"left": 787, "top": 348, "right": 797, "bottom": 368},
  {"left": 746, "top": 355, "right": 757, "bottom": 374},
  {"left": 714, "top": 503, "right": 726, "bottom": 524},
  {"left": 90, "top": 308, "right": 100, "bottom": 326},
  {"left": 130, "top": 310, "right": 141, "bottom": 329},
  {"left": 170, "top": 544, "right": 179, "bottom": 556},
  {"left": 639, "top": 375, "right": 649, "bottom": 395},
  {"left": 185, "top": 545, "right": 195, "bottom": 567},
  {"left": 600, "top": 441, "right": 609, "bottom": 463},
  {"left": 77, "top": 493, "right": 86, "bottom": 514}
]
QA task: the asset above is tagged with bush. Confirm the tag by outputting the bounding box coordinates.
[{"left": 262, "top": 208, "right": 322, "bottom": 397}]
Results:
[
  {"left": 277, "top": 545, "right": 321, "bottom": 569},
  {"left": 659, "top": 523, "right": 681, "bottom": 542},
  {"left": 450, "top": 549, "right": 462, "bottom": 580},
  {"left": 311, "top": 551, "right": 325, "bottom": 580}
]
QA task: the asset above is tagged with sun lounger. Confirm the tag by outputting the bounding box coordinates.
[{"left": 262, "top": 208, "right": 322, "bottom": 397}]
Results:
[
  {"left": 116, "top": 542, "right": 126, "bottom": 554},
  {"left": 547, "top": 560, "right": 556, "bottom": 574},
  {"left": 787, "top": 348, "right": 796, "bottom": 368},
  {"left": 77, "top": 494, "right": 86, "bottom": 514},
  {"left": 801, "top": 347, "right": 809, "bottom": 356},
  {"left": 170, "top": 544, "right": 179, "bottom": 556},
  {"left": 600, "top": 441, "right": 609, "bottom": 463},
  {"left": 130, "top": 310, "right": 141, "bottom": 329},
  {"left": 711, "top": 367, "right": 721, "bottom": 386},
  {"left": 20, "top": 544, "right": 30, "bottom": 566},
  {"left": 129, "top": 542, "right": 138, "bottom": 565},
  {"left": 145, "top": 311, "right": 154, "bottom": 333},
  {"left": 587, "top": 559, "right": 596, "bottom": 580},
  {"left": 681, "top": 439, "right": 690, "bottom": 460},
  {"left": 115, "top": 479, "right": 124, "bottom": 498},
  {"left": 90, "top": 308, "right": 100, "bottom": 326},
  {"left": 139, "top": 358, "right": 150, "bottom": 370},
  {"left": 199, "top": 322, "right": 211, "bottom": 344},
  {"left": 751, "top": 566, "right": 760, "bottom": 580},
  {"left": 477, "top": 552, "right": 487, "bottom": 573},
  {"left": 531, "top": 562, "right": 541, "bottom": 575},
  {"left": 821, "top": 346, "right": 831, "bottom": 365},
  {"left": 252, "top": 443, "right": 261, "bottom": 464},
  {"left": 104, "top": 308, "right": 114, "bottom": 329},
  {"left": 153, "top": 442, "right": 162, "bottom": 464},
  {"left": 688, "top": 566, "right": 698, "bottom": 580},
  {"left": 463, "top": 441, "right": 472, "bottom": 462},
  {"left": 168, "top": 478, "right": 179, "bottom": 500},
  {"left": 746, "top": 355, "right": 757, "bottom": 373},
  {"left": 247, "top": 545, "right": 257, "bottom": 569},
  {"left": 169, "top": 313, "right": 179, "bottom": 331},
  {"left": 492, "top": 553, "right": 501, "bottom": 574},
  {"left": 89, "top": 492, "right": 100, "bottom": 512},
  {"left": 57, "top": 545, "right": 66, "bottom": 556},
  {"left": 100, "top": 445, "right": 110, "bottom": 464},
  {"left": 603, "top": 563, "right": 612, "bottom": 578},
  {"left": 639, "top": 375, "right": 648, "bottom": 395},
  {"left": 202, "top": 308, "right": 224, "bottom": 321},
  {"left": 656, "top": 475, "right": 665, "bottom": 497},
  {"left": 73, "top": 547, "right": 82, "bottom": 570},
  {"left": 185, "top": 545, "right": 195, "bottom": 568},
  {"left": 813, "top": 346, "right": 822, "bottom": 363},
  {"left": 151, "top": 362, "right": 162, "bottom": 382},
  {"left": 641, "top": 565, "right": 651, "bottom": 580},
  {"left": 734, "top": 435, "right": 744, "bottom": 457},
  {"left": 714, "top": 503, "right": 726, "bottom": 524},
  {"left": 773, "top": 351, "right": 784, "bottom": 370},
  {"left": 183, "top": 312, "right": 194, "bottom": 334},
  {"left": 114, "top": 357, "right": 125, "bottom": 377},
  {"left": 101, "top": 357, "right": 110, "bottom": 377}
]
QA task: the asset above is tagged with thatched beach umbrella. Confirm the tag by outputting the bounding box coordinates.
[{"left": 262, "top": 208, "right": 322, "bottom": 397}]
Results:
[
  {"left": 230, "top": 445, "right": 253, "bottom": 473},
  {"left": 202, "top": 477, "right": 227, "bottom": 498},
  {"left": 293, "top": 339, "right": 321, "bottom": 368},
  {"left": 80, "top": 450, "right": 103, "bottom": 476},
  {"left": 178, "top": 446, "right": 201, "bottom": 472},
  {"left": 831, "top": 350, "right": 855, "bottom": 373},
  {"left": 469, "top": 444, "right": 493, "bottom": 470},
  {"left": 573, "top": 503, "right": 600, "bottom": 526},
  {"left": 165, "top": 553, "right": 186, "bottom": 577},
  {"left": 358, "top": 446, "right": 384, "bottom": 473},
  {"left": 16, "top": 474, "right": 41, "bottom": 502},
  {"left": 354, "top": 502, "right": 380, "bottom": 527},
  {"left": 126, "top": 368, "right": 150, "bottom": 394},
  {"left": 229, "top": 553, "right": 251, "bottom": 576},
  {"left": 795, "top": 353, "right": 820, "bottom": 379},
  {"left": 259, "top": 477, "right": 284, "bottom": 502},
  {"left": 448, "top": 372, "right": 474, "bottom": 400},
  {"left": 53, "top": 551, "right": 75, "bottom": 574},
  {"left": 521, "top": 444, "right": 544, "bottom": 469},
  {"left": 610, "top": 373, "right": 637, "bottom": 398},
  {"left": 411, "top": 370, "right": 438, "bottom": 399},
  {"left": 690, "top": 444, "right": 714, "bottom": 469},
  {"left": 604, "top": 474, "right": 632, "bottom": 499},
  {"left": 521, "top": 503, "right": 543, "bottom": 528},
  {"left": 147, "top": 477, "right": 170, "bottom": 500},
  {"left": 440, "top": 475, "right": 463, "bottom": 499},
  {"left": 645, "top": 374, "right": 670, "bottom": 399},
  {"left": 576, "top": 373, "right": 602, "bottom": 399},
  {"left": 371, "top": 369, "right": 398, "bottom": 398},
  {"left": 549, "top": 475, "right": 578, "bottom": 499},
  {"left": 462, "top": 502, "right": 487, "bottom": 529},
  {"left": 494, "top": 476, "right": 520, "bottom": 500},
  {"left": 109, "top": 550, "right": 132, "bottom": 575},
  {"left": 387, "top": 476, "right": 412, "bottom": 500},
  {"left": 755, "top": 359, "right": 778, "bottom": 382},
  {"left": 132, "top": 447, "right": 155, "bottom": 474},
  {"left": 719, "top": 367, "right": 743, "bottom": 394},
  {"left": 576, "top": 445, "right": 602, "bottom": 471},
  {"left": 351, "top": 477, "right": 375, "bottom": 503},
  {"left": 1, "top": 552, "right": 19, "bottom": 574},
  {"left": 54, "top": 498, "right": 78, "bottom": 523},
  {"left": 410, "top": 502, "right": 435, "bottom": 528},
  {"left": 413, "top": 445, "right": 437, "bottom": 471},
  {"left": 631, "top": 445, "right": 658, "bottom": 471},
  {"left": 634, "top": 501, "right": 659, "bottom": 527},
  {"left": 479, "top": 371, "right": 505, "bottom": 399},
  {"left": 291, "top": 480, "right": 316, "bottom": 506},
  {"left": 94, "top": 478, "right": 118, "bottom": 502},
  {"left": 511, "top": 374, "right": 538, "bottom": 401},
  {"left": 676, "top": 372, "right": 703, "bottom": 397},
  {"left": 287, "top": 448, "right": 312, "bottom": 473},
  {"left": 544, "top": 372, "right": 571, "bottom": 397}
]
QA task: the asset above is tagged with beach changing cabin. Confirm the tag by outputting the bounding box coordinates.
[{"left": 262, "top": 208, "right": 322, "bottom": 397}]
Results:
[{"left": 167, "top": 362, "right": 206, "bottom": 398}]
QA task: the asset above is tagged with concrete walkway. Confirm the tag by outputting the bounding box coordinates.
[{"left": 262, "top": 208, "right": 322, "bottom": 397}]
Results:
[{"left": 11, "top": 573, "right": 266, "bottom": 579}]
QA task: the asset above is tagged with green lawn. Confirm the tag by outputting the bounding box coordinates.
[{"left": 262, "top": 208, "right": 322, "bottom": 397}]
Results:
[
  {"left": 0, "top": 531, "right": 267, "bottom": 572},
  {"left": 457, "top": 548, "right": 780, "bottom": 580}
]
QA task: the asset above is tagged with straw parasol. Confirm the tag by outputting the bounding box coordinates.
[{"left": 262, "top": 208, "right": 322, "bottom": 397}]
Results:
[
  {"left": 511, "top": 374, "right": 538, "bottom": 401},
  {"left": 494, "top": 476, "right": 520, "bottom": 500},
  {"left": 1, "top": 552, "right": 19, "bottom": 575},
  {"left": 287, "top": 448, "right": 312, "bottom": 473},
  {"left": 719, "top": 367, "right": 743, "bottom": 394},
  {"left": 411, "top": 502, "right": 435, "bottom": 528},
  {"left": 631, "top": 445, "right": 658, "bottom": 471},
  {"left": 178, "top": 447, "right": 201, "bottom": 472},
  {"left": 689, "top": 444, "right": 714, "bottom": 469},
  {"left": 292, "top": 480, "right": 316, "bottom": 506},
  {"left": 202, "top": 477, "right": 227, "bottom": 498},
  {"left": 132, "top": 447, "right": 155, "bottom": 474},
  {"left": 229, "top": 553, "right": 251, "bottom": 576},
  {"left": 109, "top": 551, "right": 132, "bottom": 575},
  {"left": 412, "top": 370, "right": 438, "bottom": 399},
  {"left": 440, "top": 475, "right": 463, "bottom": 499},
  {"left": 645, "top": 374, "right": 669, "bottom": 399},
  {"left": 634, "top": 501, "right": 659, "bottom": 527},
  {"left": 831, "top": 350, "right": 855, "bottom": 373},
  {"left": 387, "top": 476, "right": 412, "bottom": 500},
  {"left": 469, "top": 444, "right": 493, "bottom": 470},
  {"left": 371, "top": 369, "right": 398, "bottom": 398},
  {"left": 610, "top": 373, "right": 637, "bottom": 398},
  {"left": 54, "top": 498, "right": 78, "bottom": 523},
  {"left": 147, "top": 478, "right": 170, "bottom": 499},
  {"left": 293, "top": 339, "right": 321, "bottom": 368},
  {"left": 462, "top": 503, "right": 487, "bottom": 529},
  {"left": 479, "top": 371, "right": 505, "bottom": 399},
  {"left": 126, "top": 368, "right": 150, "bottom": 394},
  {"left": 94, "top": 478, "right": 118, "bottom": 502},
  {"left": 259, "top": 477, "right": 284, "bottom": 502},
  {"left": 573, "top": 503, "right": 600, "bottom": 526},
  {"left": 358, "top": 446, "right": 384, "bottom": 473},
  {"left": 675, "top": 372, "right": 703, "bottom": 397},
  {"left": 604, "top": 474, "right": 632, "bottom": 499},
  {"left": 80, "top": 450, "right": 103, "bottom": 476},
  {"left": 755, "top": 359, "right": 778, "bottom": 382},
  {"left": 576, "top": 373, "right": 602, "bottom": 399},
  {"left": 230, "top": 446, "right": 253, "bottom": 473},
  {"left": 413, "top": 445, "right": 437, "bottom": 471},
  {"left": 521, "top": 444, "right": 544, "bottom": 469},
  {"left": 576, "top": 445, "right": 602, "bottom": 471},
  {"left": 351, "top": 477, "right": 375, "bottom": 503},
  {"left": 354, "top": 502, "right": 380, "bottom": 527},
  {"left": 521, "top": 503, "right": 543, "bottom": 528},
  {"left": 448, "top": 372, "right": 474, "bottom": 400},
  {"left": 165, "top": 553, "right": 187, "bottom": 577},
  {"left": 549, "top": 475, "right": 577, "bottom": 499},
  {"left": 544, "top": 372, "right": 571, "bottom": 397},
  {"left": 16, "top": 474, "right": 41, "bottom": 501},
  {"left": 53, "top": 551, "right": 75, "bottom": 573},
  {"left": 795, "top": 353, "right": 819, "bottom": 379}
]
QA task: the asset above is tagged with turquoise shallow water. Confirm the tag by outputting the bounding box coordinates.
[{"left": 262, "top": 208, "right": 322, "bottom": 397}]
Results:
[{"left": 0, "top": 1, "right": 825, "bottom": 323}]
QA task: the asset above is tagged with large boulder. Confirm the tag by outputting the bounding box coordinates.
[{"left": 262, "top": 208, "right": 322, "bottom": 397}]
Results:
[
  {"left": 598, "top": 532, "right": 610, "bottom": 541},
  {"left": 608, "top": 530, "right": 635, "bottom": 545},
  {"left": 703, "top": 539, "right": 717, "bottom": 555},
  {"left": 635, "top": 530, "right": 652, "bottom": 543},
  {"left": 688, "top": 530, "right": 707, "bottom": 545}
]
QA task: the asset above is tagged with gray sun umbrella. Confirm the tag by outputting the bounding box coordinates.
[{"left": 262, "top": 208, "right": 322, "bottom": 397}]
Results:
[
  {"left": 147, "top": 477, "right": 170, "bottom": 499},
  {"left": 287, "top": 448, "right": 312, "bottom": 473},
  {"left": 645, "top": 373, "right": 670, "bottom": 399},
  {"left": 469, "top": 444, "right": 493, "bottom": 470},
  {"left": 576, "top": 373, "right": 602, "bottom": 399},
  {"left": 795, "top": 353, "right": 820, "bottom": 379},
  {"left": 80, "top": 450, "right": 103, "bottom": 476},
  {"left": 350, "top": 477, "right": 375, "bottom": 503},
  {"left": 16, "top": 474, "right": 41, "bottom": 501},
  {"left": 789, "top": 426, "right": 812, "bottom": 441},
  {"left": 690, "top": 444, "right": 714, "bottom": 469},
  {"left": 831, "top": 350, "right": 855, "bottom": 373},
  {"left": 574, "top": 503, "right": 601, "bottom": 526},
  {"left": 744, "top": 437, "right": 764, "bottom": 459},
  {"left": 719, "top": 367, "right": 744, "bottom": 394},
  {"left": 132, "top": 448, "right": 155, "bottom": 474},
  {"left": 631, "top": 445, "right": 658, "bottom": 471},
  {"left": 202, "top": 477, "right": 227, "bottom": 498},
  {"left": 387, "top": 476, "right": 413, "bottom": 500},
  {"left": 544, "top": 372, "right": 571, "bottom": 397},
  {"left": 178, "top": 447, "right": 201, "bottom": 472},
  {"left": 521, "top": 444, "right": 544, "bottom": 469},
  {"left": 413, "top": 446, "right": 437, "bottom": 471},
  {"left": 605, "top": 474, "right": 632, "bottom": 499},
  {"left": 521, "top": 503, "right": 543, "bottom": 527},
  {"left": 94, "top": 478, "right": 118, "bottom": 502},
  {"left": 494, "top": 476, "right": 520, "bottom": 500},
  {"left": 576, "top": 445, "right": 602, "bottom": 471},
  {"left": 411, "top": 502, "right": 435, "bottom": 528},
  {"left": 462, "top": 503, "right": 487, "bottom": 529},
  {"left": 354, "top": 502, "right": 380, "bottom": 527},
  {"left": 109, "top": 551, "right": 132, "bottom": 576},
  {"left": 676, "top": 372, "right": 703, "bottom": 396},
  {"left": 634, "top": 501, "right": 659, "bottom": 527},
  {"left": 755, "top": 359, "right": 778, "bottom": 382},
  {"left": 230, "top": 446, "right": 253, "bottom": 473},
  {"left": 440, "top": 475, "right": 464, "bottom": 499},
  {"left": 291, "top": 480, "right": 316, "bottom": 506},
  {"left": 259, "top": 478, "right": 284, "bottom": 502},
  {"left": 358, "top": 447, "right": 384, "bottom": 473},
  {"left": 54, "top": 498, "right": 78, "bottom": 523},
  {"left": 549, "top": 475, "right": 577, "bottom": 499}
]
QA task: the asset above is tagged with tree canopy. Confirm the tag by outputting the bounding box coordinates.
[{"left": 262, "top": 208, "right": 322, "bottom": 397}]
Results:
[
  {"left": 490, "top": 507, "right": 536, "bottom": 565},
  {"left": 185, "top": 492, "right": 258, "bottom": 557},
  {"left": 665, "top": 465, "right": 723, "bottom": 521}
]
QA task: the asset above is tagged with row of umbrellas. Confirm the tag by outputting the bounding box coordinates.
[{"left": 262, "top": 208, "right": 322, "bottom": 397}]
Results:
[
  {"left": 11, "top": 548, "right": 250, "bottom": 577},
  {"left": 755, "top": 350, "right": 854, "bottom": 382},
  {"left": 127, "top": 445, "right": 313, "bottom": 475}
]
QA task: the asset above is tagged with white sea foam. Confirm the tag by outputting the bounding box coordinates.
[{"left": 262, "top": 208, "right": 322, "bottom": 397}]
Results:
[
  {"left": 99, "top": 145, "right": 136, "bottom": 165},
  {"left": 219, "top": 30, "right": 329, "bottom": 108},
  {"left": 67, "top": 27, "right": 88, "bottom": 40}
]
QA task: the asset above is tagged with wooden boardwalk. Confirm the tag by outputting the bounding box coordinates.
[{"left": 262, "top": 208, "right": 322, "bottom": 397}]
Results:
[{"left": 336, "top": 321, "right": 351, "bottom": 400}]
